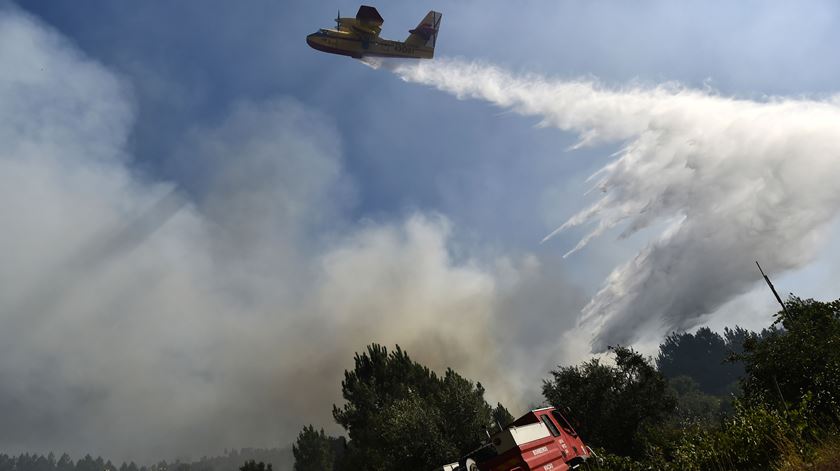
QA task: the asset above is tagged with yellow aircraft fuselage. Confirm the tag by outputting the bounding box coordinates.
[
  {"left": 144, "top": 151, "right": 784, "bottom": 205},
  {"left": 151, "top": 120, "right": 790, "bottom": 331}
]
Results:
[
  {"left": 307, "top": 7, "right": 441, "bottom": 60},
  {"left": 306, "top": 28, "right": 434, "bottom": 60}
]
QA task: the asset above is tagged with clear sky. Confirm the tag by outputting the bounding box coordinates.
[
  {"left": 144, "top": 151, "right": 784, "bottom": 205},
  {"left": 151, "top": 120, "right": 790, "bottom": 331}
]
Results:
[{"left": 3, "top": 0, "right": 840, "bottom": 464}]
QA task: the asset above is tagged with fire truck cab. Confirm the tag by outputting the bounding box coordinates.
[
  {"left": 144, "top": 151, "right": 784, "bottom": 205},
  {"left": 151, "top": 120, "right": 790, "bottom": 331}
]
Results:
[{"left": 440, "top": 407, "right": 592, "bottom": 471}]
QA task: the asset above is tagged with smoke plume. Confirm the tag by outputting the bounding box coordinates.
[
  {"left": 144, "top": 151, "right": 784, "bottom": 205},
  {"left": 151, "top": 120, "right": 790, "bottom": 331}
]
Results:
[
  {"left": 1, "top": 10, "right": 579, "bottom": 462},
  {"left": 391, "top": 58, "right": 840, "bottom": 350}
]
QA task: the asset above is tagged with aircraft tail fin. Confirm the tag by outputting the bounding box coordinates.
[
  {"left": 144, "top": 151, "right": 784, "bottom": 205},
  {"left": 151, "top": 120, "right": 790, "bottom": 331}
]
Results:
[{"left": 405, "top": 11, "right": 442, "bottom": 49}]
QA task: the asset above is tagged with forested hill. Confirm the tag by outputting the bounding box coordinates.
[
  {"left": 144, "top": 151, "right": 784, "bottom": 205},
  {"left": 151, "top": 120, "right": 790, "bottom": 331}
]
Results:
[{"left": 0, "top": 447, "right": 293, "bottom": 471}]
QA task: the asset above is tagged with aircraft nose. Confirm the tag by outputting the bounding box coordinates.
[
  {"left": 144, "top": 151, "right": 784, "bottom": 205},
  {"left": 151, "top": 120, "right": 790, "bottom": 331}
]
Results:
[{"left": 305, "top": 32, "right": 319, "bottom": 48}]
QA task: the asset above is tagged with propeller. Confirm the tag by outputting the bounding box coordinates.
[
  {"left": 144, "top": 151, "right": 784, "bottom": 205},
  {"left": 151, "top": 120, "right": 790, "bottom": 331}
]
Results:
[{"left": 335, "top": 9, "right": 341, "bottom": 30}]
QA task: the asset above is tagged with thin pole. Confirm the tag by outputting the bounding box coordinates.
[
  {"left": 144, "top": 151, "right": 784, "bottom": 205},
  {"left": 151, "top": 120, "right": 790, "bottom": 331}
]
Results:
[
  {"left": 756, "top": 261, "right": 788, "bottom": 315},
  {"left": 772, "top": 374, "right": 789, "bottom": 413}
]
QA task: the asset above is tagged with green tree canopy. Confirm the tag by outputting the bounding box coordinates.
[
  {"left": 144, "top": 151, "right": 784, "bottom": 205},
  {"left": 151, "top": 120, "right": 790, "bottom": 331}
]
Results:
[
  {"left": 292, "top": 425, "right": 342, "bottom": 471},
  {"left": 331, "top": 344, "right": 500, "bottom": 471},
  {"left": 491, "top": 402, "right": 515, "bottom": 428},
  {"left": 740, "top": 296, "right": 840, "bottom": 421},
  {"left": 239, "top": 461, "right": 271, "bottom": 471},
  {"left": 543, "top": 346, "right": 676, "bottom": 458},
  {"left": 656, "top": 327, "right": 748, "bottom": 395},
  {"left": 667, "top": 375, "right": 726, "bottom": 426}
]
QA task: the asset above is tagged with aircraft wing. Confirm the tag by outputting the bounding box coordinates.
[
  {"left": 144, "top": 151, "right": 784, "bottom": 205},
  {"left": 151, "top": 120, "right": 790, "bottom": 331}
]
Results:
[
  {"left": 356, "top": 5, "right": 384, "bottom": 26},
  {"left": 353, "top": 5, "right": 384, "bottom": 37}
]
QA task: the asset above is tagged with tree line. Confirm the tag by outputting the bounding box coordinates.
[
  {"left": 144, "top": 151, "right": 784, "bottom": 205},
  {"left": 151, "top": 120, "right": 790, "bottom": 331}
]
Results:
[
  {"left": 4, "top": 296, "right": 837, "bottom": 470},
  {"left": 294, "top": 296, "right": 840, "bottom": 470},
  {"left": 0, "top": 448, "right": 293, "bottom": 471}
]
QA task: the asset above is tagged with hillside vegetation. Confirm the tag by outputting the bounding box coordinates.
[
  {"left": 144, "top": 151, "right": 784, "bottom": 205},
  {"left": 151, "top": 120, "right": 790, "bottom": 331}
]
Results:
[
  {"left": 294, "top": 296, "right": 840, "bottom": 470},
  {"left": 4, "top": 297, "right": 837, "bottom": 470}
]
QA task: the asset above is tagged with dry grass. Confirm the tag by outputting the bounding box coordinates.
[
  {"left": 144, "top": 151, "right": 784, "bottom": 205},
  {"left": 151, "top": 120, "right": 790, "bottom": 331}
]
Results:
[{"left": 776, "top": 436, "right": 840, "bottom": 471}]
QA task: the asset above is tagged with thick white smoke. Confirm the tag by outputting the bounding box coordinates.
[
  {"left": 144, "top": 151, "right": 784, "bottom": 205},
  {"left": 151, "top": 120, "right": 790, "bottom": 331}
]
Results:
[
  {"left": 392, "top": 58, "right": 840, "bottom": 350},
  {"left": 13, "top": 3, "right": 838, "bottom": 461},
  {"left": 2, "top": 11, "right": 578, "bottom": 462}
]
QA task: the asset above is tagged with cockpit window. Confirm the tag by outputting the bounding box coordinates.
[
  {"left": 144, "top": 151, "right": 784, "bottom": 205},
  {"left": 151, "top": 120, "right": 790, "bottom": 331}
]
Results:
[{"left": 540, "top": 415, "right": 560, "bottom": 437}]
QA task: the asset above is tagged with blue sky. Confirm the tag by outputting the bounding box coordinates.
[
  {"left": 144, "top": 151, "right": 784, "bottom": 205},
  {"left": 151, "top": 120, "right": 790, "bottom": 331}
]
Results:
[
  {"left": 19, "top": 0, "right": 840, "bottom": 241},
  {"left": 20, "top": 0, "right": 840, "bottom": 255},
  {"left": 4, "top": 0, "right": 840, "bottom": 462}
]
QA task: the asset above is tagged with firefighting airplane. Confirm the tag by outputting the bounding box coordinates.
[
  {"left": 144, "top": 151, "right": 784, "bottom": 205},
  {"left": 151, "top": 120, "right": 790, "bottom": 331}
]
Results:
[{"left": 306, "top": 6, "right": 442, "bottom": 60}]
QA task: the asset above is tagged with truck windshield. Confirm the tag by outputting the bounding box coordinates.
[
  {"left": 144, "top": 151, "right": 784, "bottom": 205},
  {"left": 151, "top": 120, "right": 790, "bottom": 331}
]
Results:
[{"left": 552, "top": 410, "right": 578, "bottom": 437}]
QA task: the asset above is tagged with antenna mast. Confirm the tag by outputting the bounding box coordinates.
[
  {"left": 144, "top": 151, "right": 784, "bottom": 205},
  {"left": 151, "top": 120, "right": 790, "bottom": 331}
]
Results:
[{"left": 756, "top": 261, "right": 788, "bottom": 314}]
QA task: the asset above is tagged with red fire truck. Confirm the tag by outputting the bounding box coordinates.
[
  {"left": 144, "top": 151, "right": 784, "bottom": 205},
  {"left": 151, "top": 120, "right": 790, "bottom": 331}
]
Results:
[{"left": 439, "top": 407, "right": 593, "bottom": 471}]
